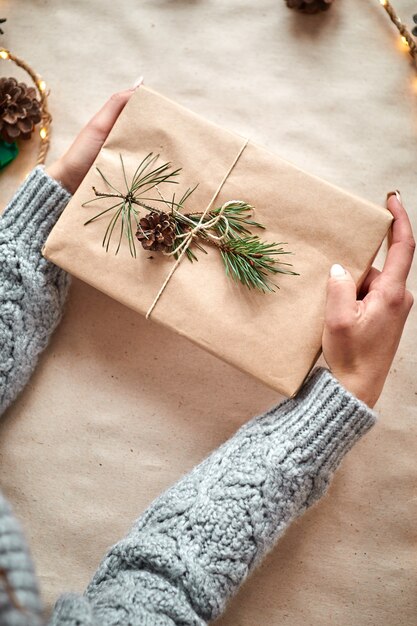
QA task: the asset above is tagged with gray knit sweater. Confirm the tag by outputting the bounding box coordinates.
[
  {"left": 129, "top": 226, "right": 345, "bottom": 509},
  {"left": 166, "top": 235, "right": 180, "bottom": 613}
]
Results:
[{"left": 0, "top": 167, "right": 377, "bottom": 626}]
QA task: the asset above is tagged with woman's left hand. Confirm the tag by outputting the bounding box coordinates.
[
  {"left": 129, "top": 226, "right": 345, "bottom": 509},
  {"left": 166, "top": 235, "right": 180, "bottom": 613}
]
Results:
[{"left": 47, "top": 85, "right": 140, "bottom": 194}]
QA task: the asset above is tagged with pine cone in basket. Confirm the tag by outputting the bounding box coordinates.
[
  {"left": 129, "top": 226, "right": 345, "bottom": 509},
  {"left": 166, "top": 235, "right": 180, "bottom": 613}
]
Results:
[
  {"left": 0, "top": 77, "right": 42, "bottom": 143},
  {"left": 285, "top": 0, "right": 334, "bottom": 14},
  {"left": 136, "top": 211, "right": 176, "bottom": 252}
]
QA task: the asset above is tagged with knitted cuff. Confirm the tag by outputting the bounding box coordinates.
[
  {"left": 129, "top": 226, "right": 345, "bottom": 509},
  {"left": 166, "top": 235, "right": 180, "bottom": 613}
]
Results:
[
  {"left": 277, "top": 367, "right": 376, "bottom": 479},
  {"left": 0, "top": 166, "right": 71, "bottom": 247},
  {"left": 0, "top": 493, "right": 43, "bottom": 625}
]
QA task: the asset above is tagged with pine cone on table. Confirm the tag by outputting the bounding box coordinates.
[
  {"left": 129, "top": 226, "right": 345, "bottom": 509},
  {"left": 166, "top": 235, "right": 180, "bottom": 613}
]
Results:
[
  {"left": 0, "top": 77, "right": 42, "bottom": 143},
  {"left": 285, "top": 0, "right": 334, "bottom": 14},
  {"left": 136, "top": 211, "right": 176, "bottom": 252}
]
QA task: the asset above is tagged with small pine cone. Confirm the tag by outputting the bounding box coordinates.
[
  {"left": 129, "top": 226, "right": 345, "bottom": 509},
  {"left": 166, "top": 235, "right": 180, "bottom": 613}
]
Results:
[
  {"left": 136, "top": 211, "right": 176, "bottom": 252},
  {"left": 285, "top": 0, "right": 334, "bottom": 14},
  {"left": 0, "top": 77, "right": 42, "bottom": 143}
]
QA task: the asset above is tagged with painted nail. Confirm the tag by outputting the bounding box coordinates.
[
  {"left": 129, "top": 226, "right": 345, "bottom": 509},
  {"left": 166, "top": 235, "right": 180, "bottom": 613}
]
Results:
[
  {"left": 386, "top": 190, "right": 402, "bottom": 203},
  {"left": 330, "top": 263, "right": 346, "bottom": 277},
  {"left": 132, "top": 75, "right": 144, "bottom": 89}
]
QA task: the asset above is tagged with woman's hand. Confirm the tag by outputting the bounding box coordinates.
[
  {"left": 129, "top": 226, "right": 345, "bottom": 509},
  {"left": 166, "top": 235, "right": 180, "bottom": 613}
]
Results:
[
  {"left": 323, "top": 192, "right": 415, "bottom": 408},
  {"left": 47, "top": 86, "right": 141, "bottom": 194}
]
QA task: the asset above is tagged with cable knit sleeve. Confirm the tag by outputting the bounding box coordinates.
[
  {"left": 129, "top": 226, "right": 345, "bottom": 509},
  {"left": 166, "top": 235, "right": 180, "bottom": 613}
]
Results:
[
  {"left": 0, "top": 166, "right": 71, "bottom": 416},
  {"left": 50, "top": 367, "right": 376, "bottom": 626}
]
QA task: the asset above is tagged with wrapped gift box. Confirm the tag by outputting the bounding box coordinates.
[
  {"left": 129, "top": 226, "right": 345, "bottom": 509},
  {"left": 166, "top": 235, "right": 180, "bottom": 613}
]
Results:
[{"left": 43, "top": 86, "right": 391, "bottom": 396}]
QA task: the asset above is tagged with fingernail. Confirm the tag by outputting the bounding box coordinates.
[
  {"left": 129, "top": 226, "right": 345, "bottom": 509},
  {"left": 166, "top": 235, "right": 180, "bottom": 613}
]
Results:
[
  {"left": 132, "top": 75, "right": 144, "bottom": 89},
  {"left": 330, "top": 263, "right": 346, "bottom": 277},
  {"left": 386, "top": 190, "right": 402, "bottom": 203}
]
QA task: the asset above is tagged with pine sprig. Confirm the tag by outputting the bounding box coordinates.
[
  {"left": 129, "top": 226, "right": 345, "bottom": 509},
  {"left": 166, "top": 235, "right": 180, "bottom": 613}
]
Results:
[
  {"left": 83, "top": 153, "right": 182, "bottom": 258},
  {"left": 83, "top": 153, "right": 299, "bottom": 292},
  {"left": 219, "top": 236, "right": 297, "bottom": 293}
]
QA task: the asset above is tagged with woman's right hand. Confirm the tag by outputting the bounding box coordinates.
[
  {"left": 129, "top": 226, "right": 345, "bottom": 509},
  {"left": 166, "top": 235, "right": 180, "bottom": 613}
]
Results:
[{"left": 322, "top": 191, "right": 415, "bottom": 408}]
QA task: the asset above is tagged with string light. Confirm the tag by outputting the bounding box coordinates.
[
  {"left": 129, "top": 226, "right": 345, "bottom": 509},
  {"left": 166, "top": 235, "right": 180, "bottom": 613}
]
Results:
[
  {"left": 39, "top": 127, "right": 47, "bottom": 140},
  {"left": 0, "top": 49, "right": 9, "bottom": 60},
  {"left": 378, "top": 0, "right": 417, "bottom": 67},
  {"left": 37, "top": 79, "right": 46, "bottom": 92}
]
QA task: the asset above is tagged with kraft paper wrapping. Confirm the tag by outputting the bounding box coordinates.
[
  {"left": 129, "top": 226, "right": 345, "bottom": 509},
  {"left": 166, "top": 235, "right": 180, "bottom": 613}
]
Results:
[{"left": 43, "top": 86, "right": 391, "bottom": 397}]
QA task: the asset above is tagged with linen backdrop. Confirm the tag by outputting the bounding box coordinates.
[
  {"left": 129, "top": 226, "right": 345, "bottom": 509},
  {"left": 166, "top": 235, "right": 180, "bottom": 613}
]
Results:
[{"left": 0, "top": 1, "right": 416, "bottom": 624}]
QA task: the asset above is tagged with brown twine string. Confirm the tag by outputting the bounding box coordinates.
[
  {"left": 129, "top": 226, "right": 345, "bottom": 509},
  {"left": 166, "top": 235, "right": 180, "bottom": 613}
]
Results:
[
  {"left": 0, "top": 48, "right": 52, "bottom": 164},
  {"left": 379, "top": 1, "right": 417, "bottom": 66},
  {"left": 145, "top": 138, "right": 249, "bottom": 319}
]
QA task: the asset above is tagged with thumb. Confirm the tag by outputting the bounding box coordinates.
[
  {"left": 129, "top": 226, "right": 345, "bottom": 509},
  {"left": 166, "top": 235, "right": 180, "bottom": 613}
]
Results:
[{"left": 325, "top": 264, "right": 358, "bottom": 327}]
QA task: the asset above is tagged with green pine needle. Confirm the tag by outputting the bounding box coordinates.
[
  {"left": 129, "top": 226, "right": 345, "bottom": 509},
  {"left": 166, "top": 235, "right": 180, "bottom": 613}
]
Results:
[{"left": 219, "top": 235, "right": 298, "bottom": 293}]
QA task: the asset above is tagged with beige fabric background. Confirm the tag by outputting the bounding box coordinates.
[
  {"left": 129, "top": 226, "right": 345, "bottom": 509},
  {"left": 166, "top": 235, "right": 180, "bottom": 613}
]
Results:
[{"left": 0, "top": 1, "right": 416, "bottom": 624}]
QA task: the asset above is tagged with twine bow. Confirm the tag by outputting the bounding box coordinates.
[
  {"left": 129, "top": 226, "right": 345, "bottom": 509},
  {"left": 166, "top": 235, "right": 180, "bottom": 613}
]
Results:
[
  {"left": 145, "top": 138, "right": 249, "bottom": 318},
  {"left": 160, "top": 198, "right": 232, "bottom": 257}
]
